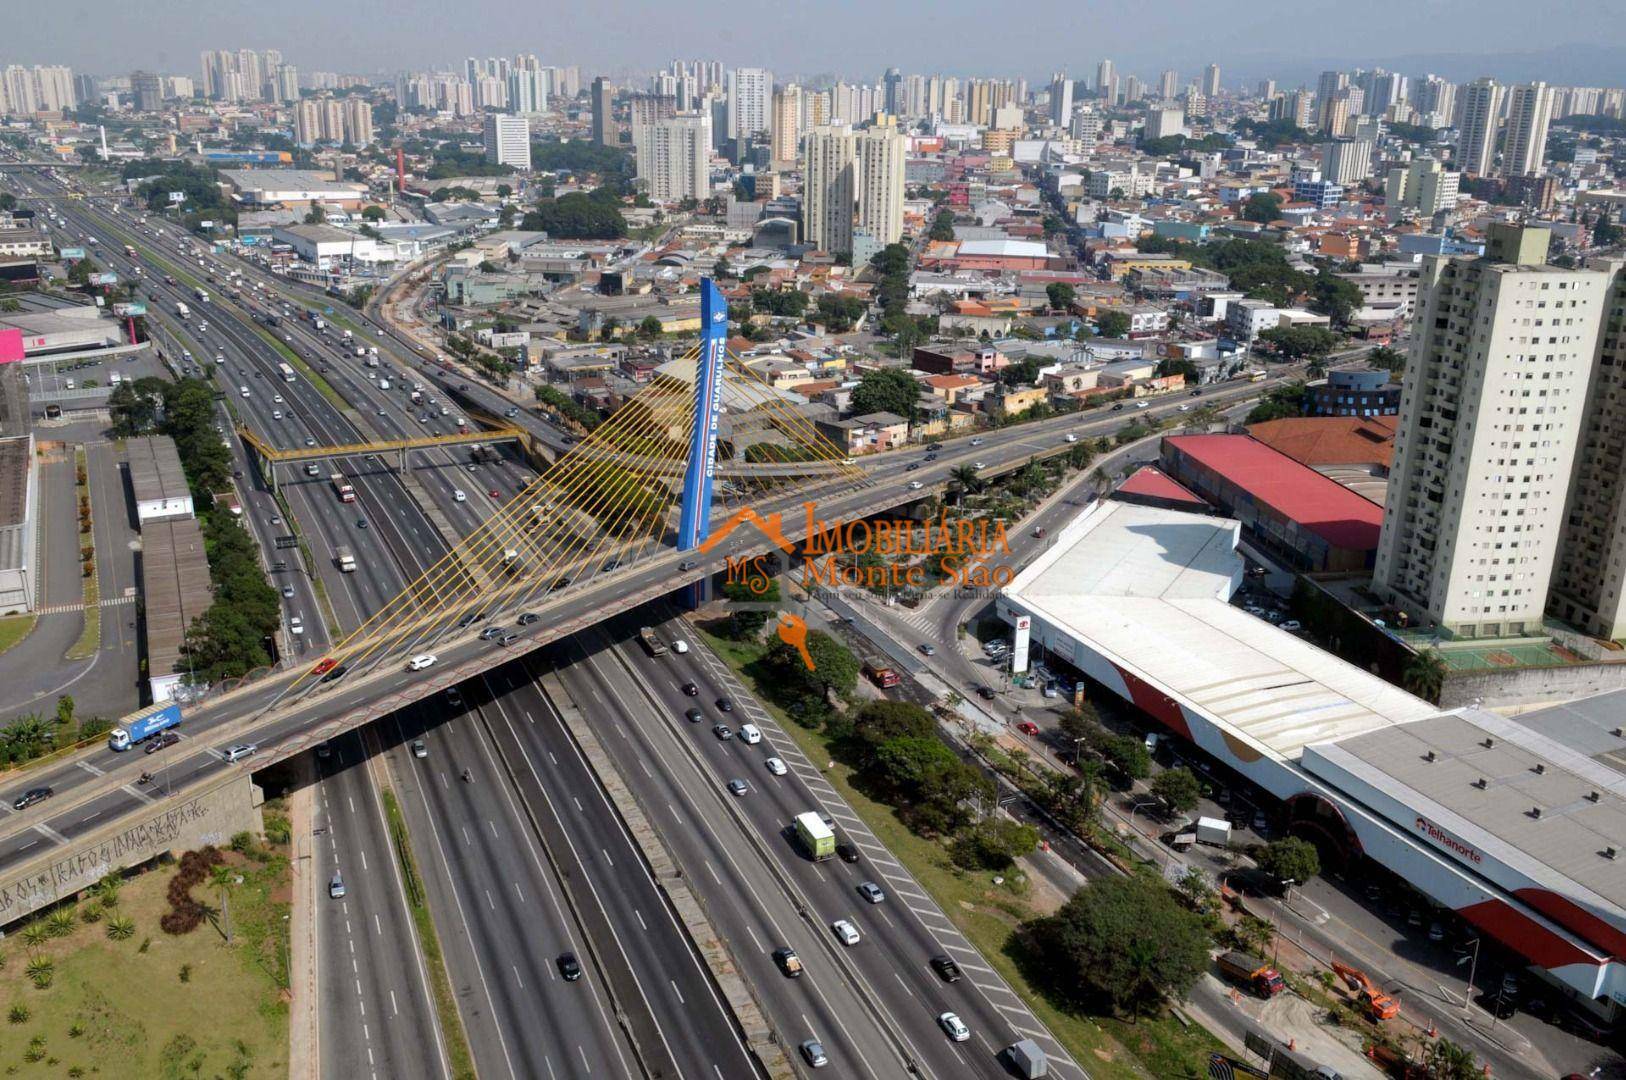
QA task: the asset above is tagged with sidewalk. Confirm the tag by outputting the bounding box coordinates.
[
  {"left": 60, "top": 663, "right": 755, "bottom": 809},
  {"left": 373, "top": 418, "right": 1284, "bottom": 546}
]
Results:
[{"left": 287, "top": 754, "right": 319, "bottom": 1080}]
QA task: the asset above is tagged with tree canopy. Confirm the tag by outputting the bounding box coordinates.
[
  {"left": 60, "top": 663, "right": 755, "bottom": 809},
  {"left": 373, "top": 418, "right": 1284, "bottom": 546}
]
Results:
[
  {"left": 1095, "top": 310, "right": 1131, "bottom": 338},
  {"left": 521, "top": 190, "right": 628, "bottom": 239},
  {"left": 1241, "top": 191, "right": 1284, "bottom": 224},
  {"left": 849, "top": 368, "right": 922, "bottom": 420},
  {"left": 1257, "top": 324, "right": 1340, "bottom": 362},
  {"left": 1258, "top": 836, "right": 1321, "bottom": 886}
]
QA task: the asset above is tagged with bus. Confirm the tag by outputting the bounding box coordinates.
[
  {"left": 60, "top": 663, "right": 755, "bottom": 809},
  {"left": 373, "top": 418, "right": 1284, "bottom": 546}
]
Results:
[{"left": 277, "top": 362, "right": 296, "bottom": 383}]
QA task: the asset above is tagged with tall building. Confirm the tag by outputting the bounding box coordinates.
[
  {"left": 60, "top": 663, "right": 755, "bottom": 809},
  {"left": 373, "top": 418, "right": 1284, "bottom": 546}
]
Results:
[
  {"left": 292, "top": 98, "right": 321, "bottom": 145},
  {"left": 1320, "top": 137, "right": 1373, "bottom": 185},
  {"left": 1384, "top": 157, "right": 1460, "bottom": 220},
  {"left": 1049, "top": 72, "right": 1072, "bottom": 127},
  {"left": 856, "top": 124, "right": 906, "bottom": 247},
  {"left": 1145, "top": 108, "right": 1185, "bottom": 141},
  {"left": 1456, "top": 78, "right": 1501, "bottom": 176},
  {"left": 1159, "top": 70, "right": 1179, "bottom": 101},
  {"left": 1269, "top": 90, "right": 1314, "bottom": 128},
  {"left": 802, "top": 125, "right": 856, "bottom": 256},
  {"left": 882, "top": 68, "right": 903, "bottom": 117},
  {"left": 1315, "top": 70, "right": 1348, "bottom": 130},
  {"left": 1201, "top": 63, "right": 1221, "bottom": 98},
  {"left": 319, "top": 98, "right": 345, "bottom": 143},
  {"left": 342, "top": 97, "right": 374, "bottom": 146},
  {"left": 1257, "top": 79, "right": 1277, "bottom": 101},
  {"left": 1414, "top": 75, "right": 1456, "bottom": 128},
  {"left": 591, "top": 76, "right": 615, "bottom": 146},
  {"left": 1502, "top": 82, "right": 1553, "bottom": 178},
  {"left": 1549, "top": 258, "right": 1626, "bottom": 637},
  {"left": 770, "top": 85, "right": 802, "bottom": 169},
  {"left": 726, "top": 67, "right": 770, "bottom": 141},
  {"left": 32, "top": 66, "right": 74, "bottom": 112},
  {"left": 1095, "top": 59, "right": 1116, "bottom": 103},
  {"left": 276, "top": 65, "right": 300, "bottom": 103},
  {"left": 131, "top": 71, "right": 164, "bottom": 113},
  {"left": 1373, "top": 226, "right": 1608, "bottom": 638},
  {"left": 637, "top": 114, "right": 711, "bottom": 203},
  {"left": 483, "top": 113, "right": 531, "bottom": 170}
]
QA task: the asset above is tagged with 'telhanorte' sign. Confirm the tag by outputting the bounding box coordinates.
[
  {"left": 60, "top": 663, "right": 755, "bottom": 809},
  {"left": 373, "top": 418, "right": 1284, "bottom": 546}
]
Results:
[{"left": 1415, "top": 816, "right": 1483, "bottom": 864}]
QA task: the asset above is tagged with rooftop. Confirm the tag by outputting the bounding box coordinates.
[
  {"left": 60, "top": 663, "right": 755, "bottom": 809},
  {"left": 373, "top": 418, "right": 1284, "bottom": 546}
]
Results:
[
  {"left": 140, "top": 516, "right": 213, "bottom": 684},
  {"left": 221, "top": 169, "right": 368, "bottom": 194},
  {"left": 1114, "top": 465, "right": 1208, "bottom": 508},
  {"left": 0, "top": 436, "right": 31, "bottom": 574},
  {"left": 1005, "top": 501, "right": 1436, "bottom": 761},
  {"left": 1246, "top": 415, "right": 1397, "bottom": 470},
  {"left": 126, "top": 436, "right": 188, "bottom": 510},
  {"left": 1164, "top": 434, "right": 1384, "bottom": 551}
]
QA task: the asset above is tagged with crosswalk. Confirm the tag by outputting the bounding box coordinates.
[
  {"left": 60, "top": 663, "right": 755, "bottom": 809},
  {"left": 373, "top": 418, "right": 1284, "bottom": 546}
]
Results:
[{"left": 34, "top": 595, "right": 135, "bottom": 616}]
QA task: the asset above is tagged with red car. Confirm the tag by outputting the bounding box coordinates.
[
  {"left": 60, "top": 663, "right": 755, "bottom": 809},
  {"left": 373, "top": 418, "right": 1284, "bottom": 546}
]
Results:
[
  {"left": 488, "top": 488, "right": 500, "bottom": 498},
  {"left": 311, "top": 657, "right": 338, "bottom": 677},
  {"left": 1016, "top": 721, "right": 1040, "bottom": 736}
]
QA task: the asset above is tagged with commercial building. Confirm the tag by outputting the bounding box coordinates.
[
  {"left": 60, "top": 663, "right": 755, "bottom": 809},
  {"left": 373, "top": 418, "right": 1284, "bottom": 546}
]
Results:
[
  {"left": 0, "top": 434, "right": 37, "bottom": 615},
  {"left": 636, "top": 114, "right": 711, "bottom": 204},
  {"left": 270, "top": 224, "right": 384, "bottom": 266},
  {"left": 220, "top": 169, "right": 368, "bottom": 209},
  {"left": 1161, "top": 433, "right": 1383, "bottom": 572},
  {"left": 141, "top": 516, "right": 212, "bottom": 703},
  {"left": 0, "top": 307, "right": 126, "bottom": 362},
  {"left": 856, "top": 125, "right": 907, "bottom": 247},
  {"left": 126, "top": 436, "right": 192, "bottom": 524},
  {"left": 483, "top": 113, "right": 531, "bottom": 170},
  {"left": 802, "top": 125, "right": 856, "bottom": 256},
  {"left": 997, "top": 500, "right": 1626, "bottom": 1025},
  {"left": 1302, "top": 369, "right": 1400, "bottom": 417},
  {"left": 1373, "top": 226, "right": 1606, "bottom": 639}
]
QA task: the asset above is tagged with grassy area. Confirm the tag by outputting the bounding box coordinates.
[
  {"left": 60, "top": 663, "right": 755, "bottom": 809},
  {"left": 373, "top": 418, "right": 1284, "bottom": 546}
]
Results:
[
  {"left": 701, "top": 628, "right": 1226, "bottom": 1080},
  {"left": 381, "top": 789, "right": 476, "bottom": 1080},
  {"left": 0, "top": 838, "right": 290, "bottom": 1077},
  {"left": 0, "top": 614, "right": 37, "bottom": 656},
  {"left": 65, "top": 446, "right": 99, "bottom": 662}
]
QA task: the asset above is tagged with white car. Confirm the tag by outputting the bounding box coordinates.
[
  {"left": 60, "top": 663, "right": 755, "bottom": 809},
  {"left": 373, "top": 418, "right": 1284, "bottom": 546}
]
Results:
[
  {"left": 739, "top": 723, "right": 762, "bottom": 745},
  {"left": 406, "top": 653, "right": 438, "bottom": 671},
  {"left": 1136, "top": 401, "right": 1150, "bottom": 409},
  {"left": 830, "top": 919, "right": 860, "bottom": 946},
  {"left": 1064, "top": 433, "right": 1079, "bottom": 443},
  {"left": 453, "top": 490, "right": 467, "bottom": 502},
  {"left": 908, "top": 480, "right": 923, "bottom": 490},
  {"left": 765, "top": 757, "right": 788, "bottom": 776},
  {"left": 671, "top": 639, "right": 689, "bottom": 654},
  {"left": 273, "top": 394, "right": 284, "bottom": 403},
  {"left": 937, "top": 1012, "right": 970, "bottom": 1042},
  {"left": 289, "top": 615, "right": 304, "bottom": 635}
]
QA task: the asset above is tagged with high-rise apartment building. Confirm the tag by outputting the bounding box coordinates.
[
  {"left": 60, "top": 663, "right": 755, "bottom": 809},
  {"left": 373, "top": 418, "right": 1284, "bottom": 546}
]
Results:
[
  {"left": 1384, "top": 157, "right": 1460, "bottom": 220},
  {"left": 637, "top": 114, "right": 711, "bottom": 203},
  {"left": 1095, "top": 59, "right": 1116, "bottom": 103},
  {"left": 342, "top": 97, "right": 374, "bottom": 146},
  {"left": 1049, "top": 72, "right": 1072, "bottom": 127},
  {"left": 1373, "top": 225, "right": 1608, "bottom": 638},
  {"left": 802, "top": 125, "right": 856, "bottom": 256},
  {"left": 1320, "top": 137, "right": 1373, "bottom": 185},
  {"left": 483, "top": 113, "right": 531, "bottom": 170},
  {"left": 770, "top": 85, "right": 802, "bottom": 169},
  {"left": 1201, "top": 64, "right": 1221, "bottom": 97},
  {"left": 726, "top": 67, "right": 770, "bottom": 141},
  {"left": 1257, "top": 79, "right": 1277, "bottom": 101},
  {"left": 882, "top": 68, "right": 903, "bottom": 117},
  {"left": 1159, "top": 70, "right": 1179, "bottom": 101},
  {"left": 292, "top": 98, "right": 321, "bottom": 145},
  {"left": 591, "top": 76, "right": 615, "bottom": 146},
  {"left": 856, "top": 124, "right": 906, "bottom": 247},
  {"left": 1315, "top": 70, "right": 1349, "bottom": 131},
  {"left": 276, "top": 65, "right": 299, "bottom": 103},
  {"left": 1502, "top": 82, "right": 1553, "bottom": 178},
  {"left": 1456, "top": 77, "right": 1501, "bottom": 176},
  {"left": 1414, "top": 75, "right": 1456, "bottom": 128},
  {"left": 319, "top": 98, "right": 344, "bottom": 143},
  {"left": 131, "top": 71, "right": 164, "bottom": 113}
]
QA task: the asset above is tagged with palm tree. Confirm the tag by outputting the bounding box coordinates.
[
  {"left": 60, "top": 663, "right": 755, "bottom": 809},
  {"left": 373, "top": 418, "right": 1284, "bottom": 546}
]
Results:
[
  {"left": 950, "top": 464, "right": 983, "bottom": 499},
  {"left": 1306, "top": 359, "right": 1328, "bottom": 379},
  {"left": 1404, "top": 648, "right": 1448, "bottom": 703}
]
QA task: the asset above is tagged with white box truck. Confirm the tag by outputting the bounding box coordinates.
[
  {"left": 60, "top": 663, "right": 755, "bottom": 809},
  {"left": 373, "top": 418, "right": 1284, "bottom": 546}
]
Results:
[{"left": 1195, "top": 816, "right": 1231, "bottom": 846}]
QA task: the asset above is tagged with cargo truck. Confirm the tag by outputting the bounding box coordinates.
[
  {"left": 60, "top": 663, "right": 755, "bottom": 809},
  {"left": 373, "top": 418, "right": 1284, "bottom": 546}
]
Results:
[
  {"left": 1006, "top": 1039, "right": 1048, "bottom": 1078},
  {"left": 863, "top": 663, "right": 900, "bottom": 689},
  {"left": 194, "top": 287, "right": 209, "bottom": 303},
  {"left": 108, "top": 702, "right": 182, "bottom": 752},
  {"left": 330, "top": 473, "right": 356, "bottom": 503},
  {"left": 1196, "top": 816, "right": 1232, "bottom": 846},
  {"left": 175, "top": 301, "right": 190, "bottom": 319},
  {"left": 335, "top": 545, "right": 357, "bottom": 573},
  {"left": 793, "top": 811, "right": 835, "bottom": 861},
  {"left": 639, "top": 626, "right": 668, "bottom": 657},
  {"left": 1216, "top": 951, "right": 1286, "bottom": 998}
]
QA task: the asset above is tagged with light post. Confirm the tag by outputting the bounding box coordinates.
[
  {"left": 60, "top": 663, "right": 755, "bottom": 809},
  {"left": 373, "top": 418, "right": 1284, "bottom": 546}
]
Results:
[
  {"left": 1273, "top": 879, "right": 1297, "bottom": 968},
  {"left": 1458, "top": 936, "right": 1481, "bottom": 1017}
]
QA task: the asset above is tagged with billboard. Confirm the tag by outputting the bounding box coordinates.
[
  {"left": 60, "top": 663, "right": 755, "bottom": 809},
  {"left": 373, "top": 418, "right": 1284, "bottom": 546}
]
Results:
[
  {"left": 1012, "top": 614, "right": 1032, "bottom": 673},
  {"left": 90, "top": 272, "right": 119, "bottom": 286},
  {"left": 112, "top": 302, "right": 148, "bottom": 317},
  {"left": 58, "top": 246, "right": 85, "bottom": 260},
  {"left": 168, "top": 191, "right": 186, "bottom": 204}
]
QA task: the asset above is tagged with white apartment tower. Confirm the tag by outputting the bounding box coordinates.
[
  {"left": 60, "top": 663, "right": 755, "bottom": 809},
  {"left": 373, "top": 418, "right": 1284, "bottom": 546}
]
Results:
[
  {"left": 1095, "top": 60, "right": 1116, "bottom": 103},
  {"left": 770, "top": 86, "right": 802, "bottom": 169},
  {"left": 1048, "top": 73, "right": 1072, "bottom": 127},
  {"left": 802, "top": 125, "right": 856, "bottom": 256},
  {"left": 1456, "top": 78, "right": 1501, "bottom": 177},
  {"left": 342, "top": 98, "right": 374, "bottom": 146},
  {"left": 638, "top": 114, "right": 711, "bottom": 204},
  {"left": 1201, "top": 64, "right": 1221, "bottom": 98},
  {"left": 856, "top": 125, "right": 907, "bottom": 247},
  {"left": 1384, "top": 157, "right": 1460, "bottom": 221},
  {"left": 483, "top": 113, "right": 531, "bottom": 170},
  {"left": 726, "top": 67, "right": 770, "bottom": 141},
  {"left": 1373, "top": 226, "right": 1609, "bottom": 639},
  {"left": 1502, "top": 82, "right": 1553, "bottom": 178}
]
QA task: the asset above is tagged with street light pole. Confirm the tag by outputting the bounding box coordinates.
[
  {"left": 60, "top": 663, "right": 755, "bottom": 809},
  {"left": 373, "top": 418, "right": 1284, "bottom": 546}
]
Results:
[{"left": 1462, "top": 936, "right": 1481, "bottom": 1016}]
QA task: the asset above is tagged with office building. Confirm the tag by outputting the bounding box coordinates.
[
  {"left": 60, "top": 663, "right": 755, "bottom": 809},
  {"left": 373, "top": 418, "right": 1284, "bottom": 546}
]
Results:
[
  {"left": 770, "top": 85, "right": 802, "bottom": 169},
  {"left": 483, "top": 113, "right": 531, "bottom": 170},
  {"left": 856, "top": 124, "right": 906, "bottom": 247},
  {"left": 802, "top": 124, "right": 855, "bottom": 256},
  {"left": 1373, "top": 226, "right": 1608, "bottom": 639},
  {"left": 591, "top": 76, "right": 615, "bottom": 146},
  {"left": 1320, "top": 137, "right": 1373, "bottom": 185},
  {"left": 1549, "top": 259, "right": 1626, "bottom": 638},
  {"left": 727, "top": 67, "right": 770, "bottom": 141},
  {"left": 1049, "top": 72, "right": 1072, "bottom": 127},
  {"left": 1069, "top": 107, "right": 1102, "bottom": 147},
  {"left": 636, "top": 114, "right": 710, "bottom": 204},
  {"left": 1502, "top": 82, "right": 1553, "bottom": 178},
  {"left": 1201, "top": 63, "right": 1221, "bottom": 98},
  {"left": 1456, "top": 78, "right": 1501, "bottom": 176},
  {"left": 131, "top": 70, "right": 163, "bottom": 113}
]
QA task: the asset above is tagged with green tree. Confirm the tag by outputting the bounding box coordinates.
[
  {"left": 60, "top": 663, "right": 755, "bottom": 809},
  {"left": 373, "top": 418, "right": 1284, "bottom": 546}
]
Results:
[
  {"left": 951, "top": 818, "right": 1040, "bottom": 870},
  {"left": 1244, "top": 381, "right": 1308, "bottom": 424},
  {"left": 1024, "top": 875, "right": 1212, "bottom": 1015},
  {"left": 360, "top": 205, "right": 385, "bottom": 221},
  {"left": 637, "top": 315, "right": 663, "bottom": 340},
  {"left": 1046, "top": 282, "right": 1076, "bottom": 312},
  {"left": 211, "top": 864, "right": 236, "bottom": 944},
  {"left": 849, "top": 368, "right": 921, "bottom": 420},
  {"left": 813, "top": 294, "right": 868, "bottom": 332},
  {"left": 927, "top": 209, "right": 955, "bottom": 242},
  {"left": 1258, "top": 836, "right": 1321, "bottom": 887},
  {"left": 1593, "top": 215, "right": 1622, "bottom": 247},
  {"left": 1420, "top": 1039, "right": 1480, "bottom": 1080},
  {"left": 1150, "top": 767, "right": 1201, "bottom": 814},
  {"left": 852, "top": 700, "right": 936, "bottom": 744},
  {"left": 520, "top": 191, "right": 627, "bottom": 239},
  {"left": 1404, "top": 648, "right": 1448, "bottom": 703},
  {"left": 1095, "top": 310, "right": 1131, "bottom": 338},
  {"left": 1257, "top": 324, "right": 1340, "bottom": 363},
  {"left": 949, "top": 464, "right": 983, "bottom": 498},
  {"left": 1241, "top": 192, "right": 1283, "bottom": 223},
  {"left": 1366, "top": 345, "right": 1406, "bottom": 373},
  {"left": 1308, "top": 269, "right": 1364, "bottom": 327}
]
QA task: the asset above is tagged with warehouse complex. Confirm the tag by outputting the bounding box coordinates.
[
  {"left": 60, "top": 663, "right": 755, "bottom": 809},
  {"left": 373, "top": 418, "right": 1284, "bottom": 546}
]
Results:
[{"left": 998, "top": 499, "right": 1626, "bottom": 1023}]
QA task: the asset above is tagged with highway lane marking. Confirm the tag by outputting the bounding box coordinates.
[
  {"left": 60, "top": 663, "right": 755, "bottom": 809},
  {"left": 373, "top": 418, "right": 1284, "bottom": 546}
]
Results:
[
  {"left": 359, "top": 849, "right": 367, "bottom": 871},
  {"left": 893, "top": 971, "right": 914, "bottom": 998},
  {"left": 460, "top": 825, "right": 471, "bottom": 846},
  {"left": 704, "top": 859, "right": 722, "bottom": 885},
  {"left": 75, "top": 760, "right": 104, "bottom": 776},
  {"left": 601, "top": 847, "right": 614, "bottom": 867},
  {"left": 576, "top": 1044, "right": 592, "bottom": 1074},
  {"left": 488, "top": 819, "right": 499, "bottom": 840},
  {"left": 513, "top": 881, "right": 525, "bottom": 904},
  {"left": 666, "top": 803, "right": 684, "bottom": 826},
  {"left": 121, "top": 784, "right": 155, "bottom": 804},
  {"left": 374, "top": 913, "right": 382, "bottom": 935},
  {"left": 512, "top": 964, "right": 525, "bottom": 990},
  {"left": 484, "top": 889, "right": 494, "bottom": 910},
  {"left": 572, "top": 796, "right": 584, "bottom": 812},
  {"left": 33, "top": 824, "right": 68, "bottom": 845},
  {"left": 745, "top": 925, "right": 762, "bottom": 952},
  {"left": 634, "top": 908, "right": 647, "bottom": 931},
  {"left": 669, "top": 978, "right": 686, "bottom": 1005}
]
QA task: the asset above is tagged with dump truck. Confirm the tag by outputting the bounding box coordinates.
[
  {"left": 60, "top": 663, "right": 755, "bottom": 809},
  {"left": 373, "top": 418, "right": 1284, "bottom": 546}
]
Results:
[
  {"left": 793, "top": 811, "right": 835, "bottom": 861},
  {"left": 108, "top": 702, "right": 182, "bottom": 752},
  {"left": 1217, "top": 951, "right": 1286, "bottom": 998},
  {"left": 639, "top": 626, "right": 668, "bottom": 657},
  {"left": 335, "top": 545, "right": 357, "bottom": 573}
]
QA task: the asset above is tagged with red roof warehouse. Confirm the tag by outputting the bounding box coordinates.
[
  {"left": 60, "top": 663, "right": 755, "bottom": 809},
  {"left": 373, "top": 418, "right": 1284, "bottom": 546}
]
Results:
[{"left": 1159, "top": 434, "right": 1383, "bottom": 572}]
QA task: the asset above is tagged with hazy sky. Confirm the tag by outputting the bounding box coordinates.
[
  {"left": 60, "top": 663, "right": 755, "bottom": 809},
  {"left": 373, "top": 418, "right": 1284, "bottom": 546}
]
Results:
[{"left": 10, "top": 0, "right": 1626, "bottom": 86}]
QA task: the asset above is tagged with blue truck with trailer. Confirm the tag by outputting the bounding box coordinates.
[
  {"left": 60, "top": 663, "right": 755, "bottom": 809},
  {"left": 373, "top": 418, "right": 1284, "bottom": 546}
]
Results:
[{"left": 108, "top": 702, "right": 183, "bottom": 752}]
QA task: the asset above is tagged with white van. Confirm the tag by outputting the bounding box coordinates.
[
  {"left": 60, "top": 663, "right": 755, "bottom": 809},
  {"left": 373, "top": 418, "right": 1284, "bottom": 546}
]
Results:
[
  {"left": 739, "top": 723, "right": 762, "bottom": 745},
  {"left": 406, "top": 654, "right": 438, "bottom": 671}
]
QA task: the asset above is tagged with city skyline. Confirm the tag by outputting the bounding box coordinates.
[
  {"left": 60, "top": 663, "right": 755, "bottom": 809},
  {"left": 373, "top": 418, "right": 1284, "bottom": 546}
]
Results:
[{"left": 5, "top": 0, "right": 1625, "bottom": 88}]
